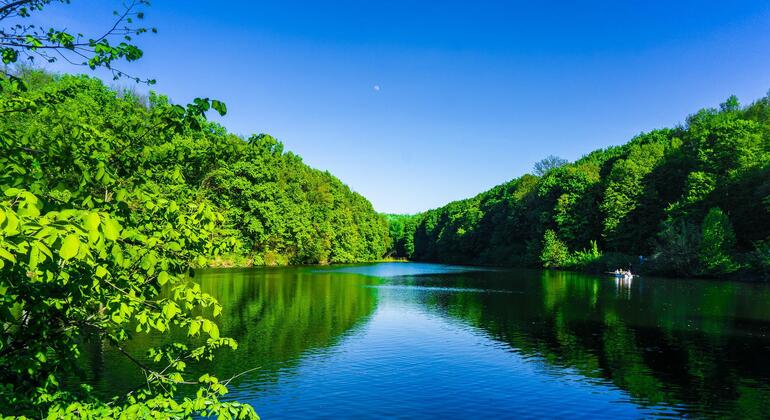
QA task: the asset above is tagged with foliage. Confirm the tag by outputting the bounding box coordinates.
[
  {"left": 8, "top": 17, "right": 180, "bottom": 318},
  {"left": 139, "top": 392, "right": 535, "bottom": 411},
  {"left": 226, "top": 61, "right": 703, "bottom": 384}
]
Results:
[
  {"left": 408, "top": 93, "right": 770, "bottom": 278},
  {"left": 698, "top": 207, "right": 738, "bottom": 275},
  {"left": 564, "top": 240, "right": 602, "bottom": 269},
  {"left": 0, "top": 0, "right": 157, "bottom": 84},
  {"left": 384, "top": 214, "right": 418, "bottom": 259},
  {"left": 0, "top": 1, "right": 390, "bottom": 416},
  {"left": 2, "top": 73, "right": 390, "bottom": 267},
  {"left": 540, "top": 230, "right": 568, "bottom": 268},
  {"left": 748, "top": 238, "right": 770, "bottom": 277},
  {"left": 205, "top": 134, "right": 389, "bottom": 265},
  {"left": 0, "top": 69, "right": 389, "bottom": 416},
  {"left": 0, "top": 70, "right": 264, "bottom": 416}
]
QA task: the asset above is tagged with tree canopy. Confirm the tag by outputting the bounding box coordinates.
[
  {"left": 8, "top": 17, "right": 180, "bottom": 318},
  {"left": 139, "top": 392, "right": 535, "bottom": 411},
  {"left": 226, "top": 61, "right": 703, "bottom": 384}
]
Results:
[
  {"left": 0, "top": 67, "right": 391, "bottom": 417},
  {"left": 0, "top": 2, "right": 390, "bottom": 417},
  {"left": 408, "top": 94, "right": 770, "bottom": 278}
]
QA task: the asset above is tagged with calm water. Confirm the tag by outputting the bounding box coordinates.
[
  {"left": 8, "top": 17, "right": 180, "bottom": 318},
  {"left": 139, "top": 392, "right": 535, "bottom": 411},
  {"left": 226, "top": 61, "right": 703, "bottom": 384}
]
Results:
[{"left": 80, "top": 263, "right": 770, "bottom": 418}]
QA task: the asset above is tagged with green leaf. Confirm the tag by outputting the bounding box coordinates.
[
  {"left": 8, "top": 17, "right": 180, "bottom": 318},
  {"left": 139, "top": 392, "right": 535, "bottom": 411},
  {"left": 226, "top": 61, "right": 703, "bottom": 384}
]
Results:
[
  {"left": 209, "top": 323, "right": 220, "bottom": 339},
  {"left": 3, "top": 210, "right": 18, "bottom": 234},
  {"left": 3, "top": 188, "right": 20, "bottom": 197},
  {"left": 84, "top": 212, "right": 100, "bottom": 231},
  {"left": 158, "top": 271, "right": 169, "bottom": 285},
  {"left": 0, "top": 247, "right": 15, "bottom": 263},
  {"left": 111, "top": 244, "right": 124, "bottom": 265},
  {"left": 188, "top": 320, "right": 201, "bottom": 336},
  {"left": 96, "top": 266, "right": 108, "bottom": 278},
  {"left": 211, "top": 99, "right": 227, "bottom": 116},
  {"left": 102, "top": 218, "right": 121, "bottom": 241},
  {"left": 162, "top": 302, "right": 179, "bottom": 320},
  {"left": 59, "top": 234, "right": 81, "bottom": 261}
]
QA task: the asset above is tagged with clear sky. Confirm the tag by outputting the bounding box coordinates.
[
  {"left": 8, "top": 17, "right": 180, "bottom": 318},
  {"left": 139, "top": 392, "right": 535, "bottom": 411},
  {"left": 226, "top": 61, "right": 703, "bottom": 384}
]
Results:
[{"left": 37, "top": 1, "right": 770, "bottom": 213}]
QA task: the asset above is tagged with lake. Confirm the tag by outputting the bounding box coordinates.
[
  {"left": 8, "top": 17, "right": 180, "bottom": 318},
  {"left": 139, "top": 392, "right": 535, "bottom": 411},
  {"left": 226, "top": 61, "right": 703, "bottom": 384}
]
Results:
[{"left": 79, "top": 263, "right": 770, "bottom": 418}]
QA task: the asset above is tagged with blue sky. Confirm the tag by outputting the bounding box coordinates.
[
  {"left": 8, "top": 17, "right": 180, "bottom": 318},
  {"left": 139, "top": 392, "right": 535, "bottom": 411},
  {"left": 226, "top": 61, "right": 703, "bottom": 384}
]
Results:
[{"left": 37, "top": 1, "right": 770, "bottom": 213}]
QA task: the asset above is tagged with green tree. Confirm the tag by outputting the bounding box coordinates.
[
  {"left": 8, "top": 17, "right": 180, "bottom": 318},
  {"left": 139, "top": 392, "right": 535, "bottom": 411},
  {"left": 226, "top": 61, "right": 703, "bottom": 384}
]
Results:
[
  {"left": 408, "top": 93, "right": 769, "bottom": 278},
  {"left": 0, "top": 74, "right": 257, "bottom": 417},
  {"left": 0, "top": 1, "right": 258, "bottom": 416},
  {"left": 699, "top": 207, "right": 738, "bottom": 275},
  {"left": 540, "top": 229, "right": 569, "bottom": 268}
]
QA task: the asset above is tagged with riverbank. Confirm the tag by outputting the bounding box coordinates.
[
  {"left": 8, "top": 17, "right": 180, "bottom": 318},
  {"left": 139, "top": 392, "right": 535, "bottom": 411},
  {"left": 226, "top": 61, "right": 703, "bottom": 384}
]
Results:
[{"left": 205, "top": 254, "right": 409, "bottom": 269}]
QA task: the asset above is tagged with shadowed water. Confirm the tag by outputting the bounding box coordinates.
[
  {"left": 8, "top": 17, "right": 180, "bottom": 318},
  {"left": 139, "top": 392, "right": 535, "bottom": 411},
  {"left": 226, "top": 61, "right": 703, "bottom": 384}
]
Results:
[{"left": 80, "top": 263, "right": 770, "bottom": 418}]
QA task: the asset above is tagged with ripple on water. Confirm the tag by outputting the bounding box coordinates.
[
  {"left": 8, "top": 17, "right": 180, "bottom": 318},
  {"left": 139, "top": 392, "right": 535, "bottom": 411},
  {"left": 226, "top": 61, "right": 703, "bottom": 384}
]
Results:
[{"left": 83, "top": 263, "right": 770, "bottom": 418}]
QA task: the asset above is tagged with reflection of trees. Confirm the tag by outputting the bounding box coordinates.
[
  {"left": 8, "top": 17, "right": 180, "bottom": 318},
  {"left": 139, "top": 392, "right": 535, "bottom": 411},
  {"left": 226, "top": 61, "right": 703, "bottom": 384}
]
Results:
[
  {"left": 200, "top": 269, "right": 378, "bottom": 383},
  {"left": 76, "top": 268, "right": 378, "bottom": 398},
  {"left": 74, "top": 266, "right": 770, "bottom": 417},
  {"left": 415, "top": 269, "right": 770, "bottom": 417}
]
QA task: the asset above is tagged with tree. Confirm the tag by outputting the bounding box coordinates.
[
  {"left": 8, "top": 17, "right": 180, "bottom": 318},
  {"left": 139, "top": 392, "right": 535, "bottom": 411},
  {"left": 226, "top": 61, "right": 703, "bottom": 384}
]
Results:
[
  {"left": 408, "top": 92, "right": 769, "bottom": 277},
  {"left": 0, "top": 1, "right": 256, "bottom": 417},
  {"left": 0, "top": 77, "right": 257, "bottom": 418},
  {"left": 540, "top": 229, "right": 569, "bottom": 268},
  {"left": 699, "top": 207, "right": 738, "bottom": 275},
  {"left": 1, "top": 0, "right": 156, "bottom": 84},
  {"left": 533, "top": 155, "right": 568, "bottom": 176},
  {"left": 720, "top": 95, "right": 740, "bottom": 112}
]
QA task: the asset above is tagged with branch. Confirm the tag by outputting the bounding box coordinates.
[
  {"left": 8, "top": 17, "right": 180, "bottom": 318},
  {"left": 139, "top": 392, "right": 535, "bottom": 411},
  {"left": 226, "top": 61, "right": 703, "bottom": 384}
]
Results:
[
  {"left": 92, "top": 0, "right": 139, "bottom": 44},
  {"left": 0, "top": 0, "right": 34, "bottom": 20},
  {"left": 115, "top": 344, "right": 198, "bottom": 385},
  {"left": 222, "top": 366, "right": 261, "bottom": 387}
]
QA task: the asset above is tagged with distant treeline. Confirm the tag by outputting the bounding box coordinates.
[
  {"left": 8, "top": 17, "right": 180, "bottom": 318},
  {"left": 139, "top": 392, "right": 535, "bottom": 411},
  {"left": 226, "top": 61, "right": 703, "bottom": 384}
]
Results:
[
  {"left": 389, "top": 95, "right": 770, "bottom": 278},
  {"left": 2, "top": 71, "right": 389, "bottom": 266}
]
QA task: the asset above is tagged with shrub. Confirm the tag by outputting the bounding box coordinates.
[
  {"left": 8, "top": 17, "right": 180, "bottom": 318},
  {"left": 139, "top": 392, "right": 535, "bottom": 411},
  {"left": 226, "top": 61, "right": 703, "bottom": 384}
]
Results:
[
  {"left": 540, "top": 230, "right": 569, "bottom": 268},
  {"left": 699, "top": 207, "right": 739, "bottom": 275}
]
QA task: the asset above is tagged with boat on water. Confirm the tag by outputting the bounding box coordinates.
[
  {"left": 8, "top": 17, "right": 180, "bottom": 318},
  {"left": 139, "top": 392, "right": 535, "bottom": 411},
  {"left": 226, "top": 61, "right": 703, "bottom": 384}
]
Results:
[{"left": 610, "top": 271, "right": 633, "bottom": 280}]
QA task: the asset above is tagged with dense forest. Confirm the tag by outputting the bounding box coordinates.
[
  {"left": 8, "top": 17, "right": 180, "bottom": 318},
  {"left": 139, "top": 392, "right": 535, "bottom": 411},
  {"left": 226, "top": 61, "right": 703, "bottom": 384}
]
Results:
[
  {"left": 3, "top": 71, "right": 390, "bottom": 266},
  {"left": 383, "top": 214, "right": 417, "bottom": 259},
  {"left": 0, "top": 1, "right": 391, "bottom": 415},
  {"left": 0, "top": 70, "right": 389, "bottom": 416},
  {"left": 396, "top": 95, "right": 770, "bottom": 278}
]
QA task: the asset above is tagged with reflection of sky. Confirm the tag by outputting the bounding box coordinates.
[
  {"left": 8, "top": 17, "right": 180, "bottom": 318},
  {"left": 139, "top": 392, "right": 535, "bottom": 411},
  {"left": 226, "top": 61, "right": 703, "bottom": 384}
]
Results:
[
  {"left": 364, "top": 284, "right": 520, "bottom": 294},
  {"left": 319, "top": 262, "right": 489, "bottom": 278},
  {"left": 214, "top": 263, "right": 770, "bottom": 418},
  {"left": 233, "top": 297, "right": 673, "bottom": 418}
]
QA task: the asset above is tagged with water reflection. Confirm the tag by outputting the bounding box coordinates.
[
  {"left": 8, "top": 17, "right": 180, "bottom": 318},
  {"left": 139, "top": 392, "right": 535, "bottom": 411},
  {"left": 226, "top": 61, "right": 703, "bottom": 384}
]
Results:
[
  {"left": 614, "top": 275, "right": 633, "bottom": 300},
  {"left": 77, "top": 267, "right": 379, "bottom": 398},
  {"left": 77, "top": 263, "right": 770, "bottom": 417},
  {"left": 406, "top": 269, "right": 770, "bottom": 417}
]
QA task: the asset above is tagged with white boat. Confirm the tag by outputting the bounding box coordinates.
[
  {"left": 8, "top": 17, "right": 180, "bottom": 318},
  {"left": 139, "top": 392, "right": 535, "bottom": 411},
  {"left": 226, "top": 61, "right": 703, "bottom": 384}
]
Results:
[{"left": 611, "top": 272, "right": 633, "bottom": 280}]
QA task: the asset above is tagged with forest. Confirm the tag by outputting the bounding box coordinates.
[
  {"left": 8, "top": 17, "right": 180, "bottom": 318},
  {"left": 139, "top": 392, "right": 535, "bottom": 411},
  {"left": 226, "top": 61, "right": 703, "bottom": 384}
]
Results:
[
  {"left": 3, "top": 71, "right": 390, "bottom": 267},
  {"left": 0, "top": 69, "right": 389, "bottom": 417},
  {"left": 0, "top": 2, "right": 395, "bottom": 415},
  {"left": 391, "top": 95, "right": 770, "bottom": 278}
]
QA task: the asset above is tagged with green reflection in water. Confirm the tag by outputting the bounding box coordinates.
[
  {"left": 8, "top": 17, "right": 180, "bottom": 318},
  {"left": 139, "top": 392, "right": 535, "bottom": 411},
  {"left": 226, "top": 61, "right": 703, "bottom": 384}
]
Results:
[
  {"left": 412, "top": 269, "right": 770, "bottom": 417},
  {"left": 75, "top": 267, "right": 378, "bottom": 398},
  {"left": 75, "top": 264, "right": 770, "bottom": 417}
]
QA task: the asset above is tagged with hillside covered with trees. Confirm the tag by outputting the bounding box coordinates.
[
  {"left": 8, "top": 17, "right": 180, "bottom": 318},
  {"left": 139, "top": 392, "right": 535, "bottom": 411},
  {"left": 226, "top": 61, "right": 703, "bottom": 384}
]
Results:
[
  {"left": 403, "top": 95, "right": 770, "bottom": 278},
  {"left": 3, "top": 71, "right": 390, "bottom": 266},
  {"left": 0, "top": 70, "right": 389, "bottom": 416}
]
